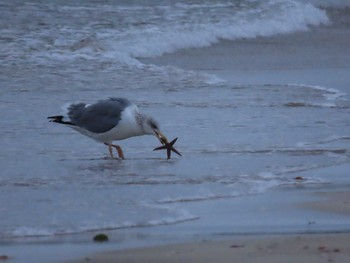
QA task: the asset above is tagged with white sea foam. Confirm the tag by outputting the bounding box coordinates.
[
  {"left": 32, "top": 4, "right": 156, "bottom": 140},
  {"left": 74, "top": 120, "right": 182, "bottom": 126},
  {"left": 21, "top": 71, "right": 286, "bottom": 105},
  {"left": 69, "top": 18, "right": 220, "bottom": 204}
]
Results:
[
  {"left": 3, "top": 211, "right": 198, "bottom": 238},
  {"left": 287, "top": 84, "right": 346, "bottom": 107},
  {"left": 15, "top": 0, "right": 330, "bottom": 66},
  {"left": 8, "top": 226, "right": 54, "bottom": 238},
  {"left": 103, "top": 0, "right": 329, "bottom": 64},
  {"left": 157, "top": 193, "right": 240, "bottom": 204},
  {"left": 314, "top": 87, "right": 346, "bottom": 102}
]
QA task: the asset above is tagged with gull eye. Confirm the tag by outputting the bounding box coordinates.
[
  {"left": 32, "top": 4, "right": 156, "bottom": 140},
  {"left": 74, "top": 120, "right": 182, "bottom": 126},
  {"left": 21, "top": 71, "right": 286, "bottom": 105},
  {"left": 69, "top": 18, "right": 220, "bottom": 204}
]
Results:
[{"left": 148, "top": 119, "right": 158, "bottom": 130}]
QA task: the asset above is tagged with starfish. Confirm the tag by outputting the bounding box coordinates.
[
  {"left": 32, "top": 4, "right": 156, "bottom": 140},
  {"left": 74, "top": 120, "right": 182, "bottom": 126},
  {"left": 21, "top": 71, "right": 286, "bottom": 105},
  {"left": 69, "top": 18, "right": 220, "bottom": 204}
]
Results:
[{"left": 153, "top": 137, "right": 182, "bottom": 159}]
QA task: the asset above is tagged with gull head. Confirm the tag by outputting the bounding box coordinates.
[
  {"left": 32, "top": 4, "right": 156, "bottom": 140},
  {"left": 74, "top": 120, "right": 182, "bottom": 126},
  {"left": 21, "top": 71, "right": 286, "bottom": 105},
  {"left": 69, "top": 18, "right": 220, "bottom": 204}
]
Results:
[{"left": 143, "top": 116, "right": 169, "bottom": 145}]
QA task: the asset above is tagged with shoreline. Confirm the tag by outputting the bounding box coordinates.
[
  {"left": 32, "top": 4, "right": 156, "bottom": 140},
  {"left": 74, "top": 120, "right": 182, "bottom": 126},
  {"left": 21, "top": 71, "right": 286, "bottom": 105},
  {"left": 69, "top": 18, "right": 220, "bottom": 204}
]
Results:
[
  {"left": 67, "top": 232, "right": 350, "bottom": 263},
  {"left": 1, "top": 171, "right": 350, "bottom": 263},
  {"left": 64, "top": 161, "right": 350, "bottom": 263},
  {"left": 140, "top": 23, "right": 350, "bottom": 95},
  {"left": 65, "top": 185, "right": 350, "bottom": 263}
]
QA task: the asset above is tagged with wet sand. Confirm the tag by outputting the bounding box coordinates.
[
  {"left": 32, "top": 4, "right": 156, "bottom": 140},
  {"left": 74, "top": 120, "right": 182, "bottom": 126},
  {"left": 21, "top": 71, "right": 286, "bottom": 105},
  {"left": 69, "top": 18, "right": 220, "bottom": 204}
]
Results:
[
  {"left": 68, "top": 234, "right": 350, "bottom": 263},
  {"left": 68, "top": 189, "right": 350, "bottom": 263}
]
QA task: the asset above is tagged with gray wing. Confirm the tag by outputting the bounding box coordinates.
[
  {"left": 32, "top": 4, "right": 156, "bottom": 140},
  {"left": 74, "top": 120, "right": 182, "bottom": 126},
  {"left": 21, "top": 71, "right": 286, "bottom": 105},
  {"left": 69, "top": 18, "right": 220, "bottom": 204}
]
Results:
[{"left": 67, "top": 98, "right": 132, "bottom": 133}]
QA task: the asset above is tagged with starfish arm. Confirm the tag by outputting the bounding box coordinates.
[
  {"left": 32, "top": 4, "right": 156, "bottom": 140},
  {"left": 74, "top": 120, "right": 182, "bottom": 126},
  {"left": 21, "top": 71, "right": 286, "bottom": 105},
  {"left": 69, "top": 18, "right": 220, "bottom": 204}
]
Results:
[
  {"left": 153, "top": 137, "right": 181, "bottom": 159},
  {"left": 171, "top": 147, "right": 182, "bottom": 156},
  {"left": 153, "top": 145, "right": 168, "bottom": 151},
  {"left": 166, "top": 147, "right": 171, "bottom": 159}
]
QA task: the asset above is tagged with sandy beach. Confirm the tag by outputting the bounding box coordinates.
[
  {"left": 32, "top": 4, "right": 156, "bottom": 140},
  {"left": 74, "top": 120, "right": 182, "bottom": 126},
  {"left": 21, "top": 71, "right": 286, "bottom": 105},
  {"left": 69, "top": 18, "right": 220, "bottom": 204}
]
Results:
[
  {"left": 67, "top": 188, "right": 350, "bottom": 263},
  {"left": 68, "top": 234, "right": 350, "bottom": 263},
  {"left": 1, "top": 1, "right": 350, "bottom": 263}
]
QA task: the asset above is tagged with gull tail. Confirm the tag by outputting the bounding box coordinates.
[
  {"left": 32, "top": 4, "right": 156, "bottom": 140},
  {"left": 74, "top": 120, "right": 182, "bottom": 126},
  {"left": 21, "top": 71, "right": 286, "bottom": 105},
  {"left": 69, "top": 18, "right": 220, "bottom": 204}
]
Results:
[{"left": 47, "top": 115, "right": 75, "bottom": 126}]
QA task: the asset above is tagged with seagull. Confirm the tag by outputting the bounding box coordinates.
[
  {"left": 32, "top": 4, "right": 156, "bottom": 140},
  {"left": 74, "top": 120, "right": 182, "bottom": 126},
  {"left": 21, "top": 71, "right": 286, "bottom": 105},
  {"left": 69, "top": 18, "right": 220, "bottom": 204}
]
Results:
[{"left": 48, "top": 97, "right": 181, "bottom": 159}]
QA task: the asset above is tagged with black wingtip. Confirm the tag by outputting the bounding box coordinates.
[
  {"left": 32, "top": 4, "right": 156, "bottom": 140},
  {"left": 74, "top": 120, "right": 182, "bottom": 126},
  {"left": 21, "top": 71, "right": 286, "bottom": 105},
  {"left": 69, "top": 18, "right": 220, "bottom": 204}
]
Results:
[
  {"left": 48, "top": 115, "right": 63, "bottom": 123},
  {"left": 47, "top": 115, "right": 75, "bottom": 125}
]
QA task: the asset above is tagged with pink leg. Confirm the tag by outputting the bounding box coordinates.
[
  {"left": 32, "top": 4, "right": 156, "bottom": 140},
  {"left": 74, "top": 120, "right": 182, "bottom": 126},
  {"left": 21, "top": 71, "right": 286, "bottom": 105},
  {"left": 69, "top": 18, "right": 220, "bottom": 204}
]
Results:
[{"left": 105, "top": 143, "right": 124, "bottom": 160}]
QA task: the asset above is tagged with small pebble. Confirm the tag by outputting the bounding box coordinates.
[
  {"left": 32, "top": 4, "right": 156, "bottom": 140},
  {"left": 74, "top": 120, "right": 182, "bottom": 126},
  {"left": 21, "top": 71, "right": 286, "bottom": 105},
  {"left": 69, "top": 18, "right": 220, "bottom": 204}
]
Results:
[{"left": 93, "top": 233, "right": 109, "bottom": 242}]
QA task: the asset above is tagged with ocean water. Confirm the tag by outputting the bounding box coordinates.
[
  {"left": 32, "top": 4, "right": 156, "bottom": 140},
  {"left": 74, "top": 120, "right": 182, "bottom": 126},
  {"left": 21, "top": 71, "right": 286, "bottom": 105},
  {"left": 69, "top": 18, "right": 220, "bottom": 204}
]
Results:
[{"left": 1, "top": 0, "right": 350, "bottom": 239}]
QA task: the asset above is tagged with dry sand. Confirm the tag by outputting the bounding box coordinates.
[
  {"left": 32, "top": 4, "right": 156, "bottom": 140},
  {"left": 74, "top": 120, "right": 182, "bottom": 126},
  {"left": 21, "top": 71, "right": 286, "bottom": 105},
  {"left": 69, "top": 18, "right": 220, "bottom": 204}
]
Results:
[{"left": 69, "top": 233, "right": 350, "bottom": 263}]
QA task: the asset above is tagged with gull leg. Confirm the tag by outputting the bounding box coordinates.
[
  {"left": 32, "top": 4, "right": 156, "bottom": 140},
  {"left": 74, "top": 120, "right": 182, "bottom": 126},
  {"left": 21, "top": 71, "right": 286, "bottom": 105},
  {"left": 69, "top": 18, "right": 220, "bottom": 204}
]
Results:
[
  {"left": 105, "top": 143, "right": 124, "bottom": 160},
  {"left": 112, "top": 144, "right": 125, "bottom": 160},
  {"left": 107, "top": 143, "right": 114, "bottom": 159}
]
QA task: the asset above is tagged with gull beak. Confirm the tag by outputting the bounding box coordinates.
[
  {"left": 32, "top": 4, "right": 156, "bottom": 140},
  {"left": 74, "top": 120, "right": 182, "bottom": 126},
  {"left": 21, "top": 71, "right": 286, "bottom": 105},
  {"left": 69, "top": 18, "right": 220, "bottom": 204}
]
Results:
[{"left": 154, "top": 129, "right": 169, "bottom": 145}]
